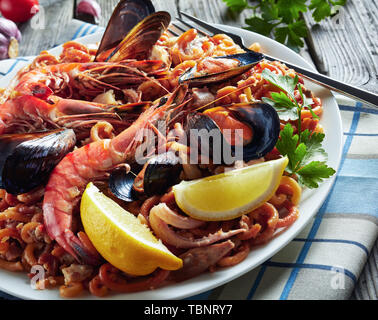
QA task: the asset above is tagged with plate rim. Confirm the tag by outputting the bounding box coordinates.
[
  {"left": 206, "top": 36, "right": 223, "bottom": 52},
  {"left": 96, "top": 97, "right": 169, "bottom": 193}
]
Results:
[{"left": 0, "top": 25, "right": 343, "bottom": 300}]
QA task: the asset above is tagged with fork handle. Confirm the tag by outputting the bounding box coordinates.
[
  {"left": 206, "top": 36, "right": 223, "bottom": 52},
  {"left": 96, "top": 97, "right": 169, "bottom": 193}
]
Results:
[{"left": 263, "top": 54, "right": 378, "bottom": 108}]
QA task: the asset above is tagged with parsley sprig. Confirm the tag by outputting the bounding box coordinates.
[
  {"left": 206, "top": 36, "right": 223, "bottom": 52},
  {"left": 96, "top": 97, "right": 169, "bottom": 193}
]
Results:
[
  {"left": 261, "top": 69, "right": 335, "bottom": 188},
  {"left": 222, "top": 0, "right": 347, "bottom": 51},
  {"left": 261, "top": 69, "right": 317, "bottom": 141},
  {"left": 276, "top": 124, "right": 335, "bottom": 188}
]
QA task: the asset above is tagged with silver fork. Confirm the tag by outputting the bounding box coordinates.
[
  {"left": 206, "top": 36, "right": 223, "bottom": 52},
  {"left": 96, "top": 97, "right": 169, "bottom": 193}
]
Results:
[{"left": 168, "top": 12, "right": 378, "bottom": 108}]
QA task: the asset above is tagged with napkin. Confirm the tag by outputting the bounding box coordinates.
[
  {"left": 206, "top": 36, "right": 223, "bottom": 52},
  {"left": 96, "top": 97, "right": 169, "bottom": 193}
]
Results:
[{"left": 0, "top": 20, "right": 376, "bottom": 301}]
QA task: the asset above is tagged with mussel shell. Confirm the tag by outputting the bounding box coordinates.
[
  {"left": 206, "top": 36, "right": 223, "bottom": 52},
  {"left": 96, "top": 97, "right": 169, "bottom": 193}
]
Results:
[
  {"left": 185, "top": 112, "right": 226, "bottom": 164},
  {"left": 0, "top": 131, "right": 52, "bottom": 186},
  {"left": 95, "top": 0, "right": 155, "bottom": 61},
  {"left": 108, "top": 166, "right": 139, "bottom": 202},
  {"left": 185, "top": 103, "right": 280, "bottom": 164},
  {"left": 1, "top": 129, "right": 76, "bottom": 195},
  {"left": 228, "top": 103, "right": 280, "bottom": 162},
  {"left": 179, "top": 51, "right": 264, "bottom": 87},
  {"left": 105, "top": 11, "right": 171, "bottom": 62},
  {"left": 143, "top": 152, "right": 182, "bottom": 196}
]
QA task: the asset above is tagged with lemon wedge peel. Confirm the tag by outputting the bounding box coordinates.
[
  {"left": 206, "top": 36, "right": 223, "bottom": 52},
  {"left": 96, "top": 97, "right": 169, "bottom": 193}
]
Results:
[
  {"left": 173, "top": 156, "right": 289, "bottom": 221},
  {"left": 80, "top": 183, "right": 182, "bottom": 276}
]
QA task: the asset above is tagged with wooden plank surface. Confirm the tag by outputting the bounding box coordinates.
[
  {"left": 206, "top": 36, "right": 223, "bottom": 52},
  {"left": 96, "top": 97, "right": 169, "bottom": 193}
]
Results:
[
  {"left": 96, "top": 0, "right": 178, "bottom": 26},
  {"left": 304, "top": 0, "right": 378, "bottom": 93},
  {"left": 19, "top": 0, "right": 75, "bottom": 56}
]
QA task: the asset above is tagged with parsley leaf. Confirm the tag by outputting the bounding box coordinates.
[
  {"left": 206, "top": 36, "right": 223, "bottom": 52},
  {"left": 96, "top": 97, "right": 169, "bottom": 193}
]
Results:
[
  {"left": 274, "top": 20, "right": 308, "bottom": 49},
  {"left": 309, "top": 0, "right": 331, "bottom": 21},
  {"left": 300, "top": 129, "right": 327, "bottom": 163},
  {"left": 276, "top": 123, "right": 304, "bottom": 172},
  {"left": 297, "top": 161, "right": 336, "bottom": 188},
  {"left": 263, "top": 92, "right": 299, "bottom": 121},
  {"left": 261, "top": 69, "right": 298, "bottom": 94},
  {"left": 309, "top": 0, "right": 346, "bottom": 22},
  {"left": 261, "top": 69, "right": 301, "bottom": 121},
  {"left": 276, "top": 0, "right": 308, "bottom": 24},
  {"left": 275, "top": 124, "right": 335, "bottom": 188},
  {"left": 222, "top": 0, "right": 248, "bottom": 12},
  {"left": 222, "top": 0, "right": 347, "bottom": 50},
  {"left": 245, "top": 17, "right": 277, "bottom": 36},
  {"left": 260, "top": 1, "right": 279, "bottom": 21}
]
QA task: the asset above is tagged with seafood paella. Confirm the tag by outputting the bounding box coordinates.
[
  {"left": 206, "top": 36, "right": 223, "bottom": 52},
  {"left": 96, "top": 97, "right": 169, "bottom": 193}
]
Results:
[{"left": 0, "top": 0, "right": 335, "bottom": 298}]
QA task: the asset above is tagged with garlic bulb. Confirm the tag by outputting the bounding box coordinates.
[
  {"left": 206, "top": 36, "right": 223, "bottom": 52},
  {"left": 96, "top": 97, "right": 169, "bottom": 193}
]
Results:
[{"left": 0, "top": 17, "right": 21, "bottom": 60}]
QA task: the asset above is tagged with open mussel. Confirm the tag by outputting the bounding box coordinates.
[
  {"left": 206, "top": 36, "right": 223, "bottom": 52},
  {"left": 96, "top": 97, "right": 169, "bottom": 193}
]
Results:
[
  {"left": 109, "top": 152, "right": 182, "bottom": 202},
  {"left": 95, "top": 0, "right": 155, "bottom": 61},
  {"left": 179, "top": 51, "right": 264, "bottom": 87},
  {"left": 0, "top": 129, "right": 76, "bottom": 195},
  {"left": 143, "top": 152, "right": 182, "bottom": 196},
  {"left": 106, "top": 11, "right": 171, "bottom": 62},
  {"left": 108, "top": 166, "right": 139, "bottom": 202},
  {"left": 95, "top": 0, "right": 171, "bottom": 62},
  {"left": 185, "top": 102, "right": 280, "bottom": 164},
  {"left": 185, "top": 112, "right": 225, "bottom": 164},
  {"left": 226, "top": 103, "right": 280, "bottom": 161}
]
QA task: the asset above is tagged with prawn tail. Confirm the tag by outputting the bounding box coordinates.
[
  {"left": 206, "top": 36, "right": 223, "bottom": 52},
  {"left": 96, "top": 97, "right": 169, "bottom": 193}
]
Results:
[{"left": 63, "top": 230, "right": 102, "bottom": 266}]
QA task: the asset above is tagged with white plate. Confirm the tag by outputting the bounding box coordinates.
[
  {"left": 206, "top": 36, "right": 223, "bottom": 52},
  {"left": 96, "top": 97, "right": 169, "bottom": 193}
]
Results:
[{"left": 0, "top": 25, "right": 343, "bottom": 300}]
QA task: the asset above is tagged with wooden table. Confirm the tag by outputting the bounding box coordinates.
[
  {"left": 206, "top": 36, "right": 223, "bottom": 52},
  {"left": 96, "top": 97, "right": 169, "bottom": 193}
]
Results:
[{"left": 18, "top": 0, "right": 378, "bottom": 300}]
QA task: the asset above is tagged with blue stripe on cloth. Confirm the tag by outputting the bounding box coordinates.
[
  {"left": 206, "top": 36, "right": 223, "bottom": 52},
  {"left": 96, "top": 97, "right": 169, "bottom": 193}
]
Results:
[
  {"left": 264, "top": 261, "right": 357, "bottom": 283},
  {"left": 339, "top": 105, "right": 378, "bottom": 115},
  {"left": 344, "top": 132, "right": 378, "bottom": 136},
  {"left": 186, "top": 289, "right": 213, "bottom": 300},
  {"left": 0, "top": 58, "right": 31, "bottom": 76},
  {"left": 292, "top": 238, "right": 369, "bottom": 256},
  {"left": 71, "top": 23, "right": 88, "bottom": 40},
  {"left": 81, "top": 24, "right": 94, "bottom": 37},
  {"left": 89, "top": 26, "right": 101, "bottom": 34},
  {"left": 278, "top": 102, "right": 363, "bottom": 300},
  {"left": 246, "top": 264, "right": 267, "bottom": 300}
]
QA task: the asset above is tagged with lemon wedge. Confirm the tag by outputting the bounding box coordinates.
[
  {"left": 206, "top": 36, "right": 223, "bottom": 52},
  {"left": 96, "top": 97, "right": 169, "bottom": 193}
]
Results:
[
  {"left": 173, "top": 156, "right": 289, "bottom": 221},
  {"left": 80, "top": 183, "right": 183, "bottom": 276}
]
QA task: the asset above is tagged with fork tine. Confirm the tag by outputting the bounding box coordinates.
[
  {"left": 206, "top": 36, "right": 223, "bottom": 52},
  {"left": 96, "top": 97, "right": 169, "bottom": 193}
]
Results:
[
  {"left": 171, "top": 22, "right": 187, "bottom": 34},
  {"left": 167, "top": 28, "right": 179, "bottom": 37},
  {"left": 179, "top": 11, "right": 248, "bottom": 49},
  {"left": 175, "top": 18, "right": 212, "bottom": 37},
  {"left": 180, "top": 12, "right": 227, "bottom": 37}
]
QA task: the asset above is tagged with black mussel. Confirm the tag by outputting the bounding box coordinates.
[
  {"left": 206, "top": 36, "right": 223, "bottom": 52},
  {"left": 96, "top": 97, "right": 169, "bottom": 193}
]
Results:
[
  {"left": 179, "top": 51, "right": 264, "bottom": 87},
  {"left": 96, "top": 5, "right": 170, "bottom": 62},
  {"left": 184, "top": 112, "right": 227, "bottom": 165},
  {"left": 95, "top": 0, "right": 155, "bottom": 61},
  {"left": 185, "top": 102, "right": 280, "bottom": 164},
  {"left": 143, "top": 152, "right": 182, "bottom": 196},
  {"left": 106, "top": 11, "right": 171, "bottom": 62},
  {"left": 108, "top": 166, "right": 139, "bottom": 202},
  {"left": 0, "top": 129, "right": 76, "bottom": 195},
  {"left": 227, "top": 103, "right": 280, "bottom": 162},
  {"left": 108, "top": 152, "right": 182, "bottom": 202}
]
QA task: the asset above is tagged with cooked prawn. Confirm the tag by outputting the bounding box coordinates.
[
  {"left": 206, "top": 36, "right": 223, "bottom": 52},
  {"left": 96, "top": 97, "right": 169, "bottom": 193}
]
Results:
[
  {"left": 12, "top": 61, "right": 166, "bottom": 100},
  {"left": 0, "top": 95, "right": 146, "bottom": 135},
  {"left": 42, "top": 87, "right": 187, "bottom": 264}
]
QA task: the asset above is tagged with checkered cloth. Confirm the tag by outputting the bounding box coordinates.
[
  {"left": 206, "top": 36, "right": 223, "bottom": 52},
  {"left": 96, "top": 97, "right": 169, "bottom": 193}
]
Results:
[{"left": 0, "top": 21, "right": 377, "bottom": 300}]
